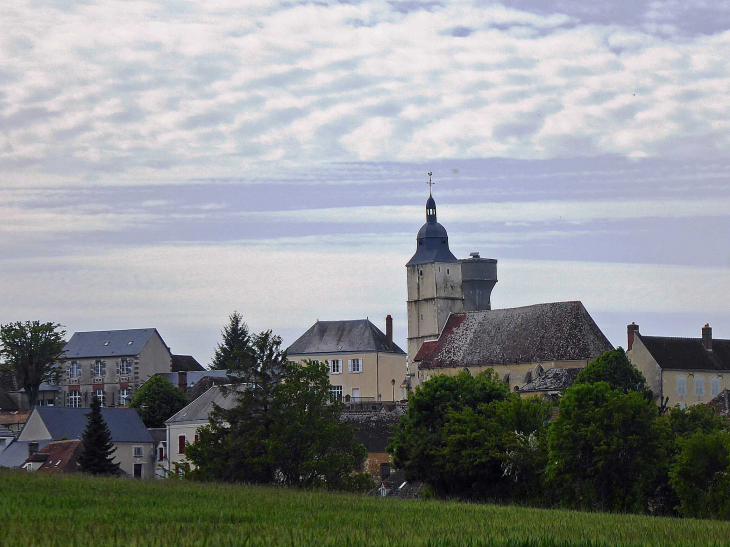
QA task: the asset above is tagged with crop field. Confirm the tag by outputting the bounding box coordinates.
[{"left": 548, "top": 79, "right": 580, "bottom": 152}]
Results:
[{"left": 1, "top": 470, "right": 729, "bottom": 546}]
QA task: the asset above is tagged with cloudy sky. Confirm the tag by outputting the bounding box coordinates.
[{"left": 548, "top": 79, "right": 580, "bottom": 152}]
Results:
[{"left": 1, "top": 0, "right": 729, "bottom": 366}]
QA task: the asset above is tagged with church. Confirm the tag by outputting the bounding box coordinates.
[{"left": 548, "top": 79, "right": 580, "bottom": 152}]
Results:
[{"left": 405, "top": 176, "right": 613, "bottom": 393}]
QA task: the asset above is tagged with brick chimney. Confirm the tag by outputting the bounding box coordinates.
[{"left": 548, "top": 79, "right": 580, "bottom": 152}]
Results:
[
  {"left": 627, "top": 322, "right": 639, "bottom": 351},
  {"left": 702, "top": 324, "right": 713, "bottom": 351},
  {"left": 178, "top": 371, "right": 187, "bottom": 391},
  {"left": 28, "top": 442, "right": 39, "bottom": 458},
  {"left": 386, "top": 315, "right": 393, "bottom": 352}
]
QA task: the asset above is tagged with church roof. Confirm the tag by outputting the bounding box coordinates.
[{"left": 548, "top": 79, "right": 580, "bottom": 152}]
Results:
[
  {"left": 287, "top": 319, "right": 405, "bottom": 355},
  {"left": 415, "top": 301, "right": 612, "bottom": 369},
  {"left": 406, "top": 194, "right": 458, "bottom": 266}
]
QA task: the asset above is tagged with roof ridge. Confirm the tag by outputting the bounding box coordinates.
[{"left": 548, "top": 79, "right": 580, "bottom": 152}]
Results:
[{"left": 640, "top": 334, "right": 729, "bottom": 342}]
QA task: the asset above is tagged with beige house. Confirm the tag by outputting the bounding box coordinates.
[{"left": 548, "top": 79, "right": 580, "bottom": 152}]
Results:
[
  {"left": 414, "top": 301, "right": 613, "bottom": 392},
  {"left": 287, "top": 317, "right": 407, "bottom": 402},
  {"left": 627, "top": 323, "right": 730, "bottom": 408},
  {"left": 17, "top": 406, "right": 156, "bottom": 478},
  {"left": 164, "top": 385, "right": 238, "bottom": 475},
  {"left": 58, "top": 328, "right": 173, "bottom": 408}
]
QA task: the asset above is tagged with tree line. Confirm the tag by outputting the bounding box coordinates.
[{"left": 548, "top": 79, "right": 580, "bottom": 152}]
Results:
[{"left": 388, "top": 348, "right": 730, "bottom": 519}]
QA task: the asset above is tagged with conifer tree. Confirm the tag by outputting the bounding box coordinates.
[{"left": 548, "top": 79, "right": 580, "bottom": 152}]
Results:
[
  {"left": 78, "top": 395, "right": 122, "bottom": 476},
  {"left": 209, "top": 311, "right": 253, "bottom": 371}
]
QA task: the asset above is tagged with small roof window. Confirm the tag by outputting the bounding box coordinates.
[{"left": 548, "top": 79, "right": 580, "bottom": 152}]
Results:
[
  {"left": 127, "top": 341, "right": 133, "bottom": 345},
  {"left": 103, "top": 342, "right": 110, "bottom": 346}
]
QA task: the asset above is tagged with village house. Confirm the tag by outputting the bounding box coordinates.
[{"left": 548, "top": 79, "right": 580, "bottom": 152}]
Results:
[
  {"left": 287, "top": 317, "right": 407, "bottom": 402},
  {"left": 15, "top": 406, "right": 156, "bottom": 478},
  {"left": 517, "top": 366, "right": 584, "bottom": 400},
  {"left": 21, "top": 440, "right": 83, "bottom": 474},
  {"left": 413, "top": 301, "right": 613, "bottom": 392},
  {"left": 58, "top": 328, "right": 174, "bottom": 408},
  {"left": 627, "top": 323, "right": 730, "bottom": 408}
]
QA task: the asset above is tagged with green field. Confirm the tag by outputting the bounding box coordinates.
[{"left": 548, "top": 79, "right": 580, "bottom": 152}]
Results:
[{"left": 1, "top": 470, "right": 729, "bottom": 546}]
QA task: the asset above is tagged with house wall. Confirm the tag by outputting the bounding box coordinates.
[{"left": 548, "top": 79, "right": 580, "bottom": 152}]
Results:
[
  {"left": 166, "top": 421, "right": 205, "bottom": 474},
  {"left": 419, "top": 361, "right": 588, "bottom": 392},
  {"left": 660, "top": 370, "right": 729, "bottom": 408},
  {"left": 365, "top": 452, "right": 392, "bottom": 483},
  {"left": 627, "top": 336, "right": 663, "bottom": 399},
  {"left": 289, "top": 352, "right": 407, "bottom": 401},
  {"left": 114, "top": 442, "right": 155, "bottom": 479},
  {"left": 17, "top": 412, "right": 51, "bottom": 441}
]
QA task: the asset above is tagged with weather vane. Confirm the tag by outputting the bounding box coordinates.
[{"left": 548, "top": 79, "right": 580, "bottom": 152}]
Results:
[{"left": 427, "top": 171, "right": 434, "bottom": 195}]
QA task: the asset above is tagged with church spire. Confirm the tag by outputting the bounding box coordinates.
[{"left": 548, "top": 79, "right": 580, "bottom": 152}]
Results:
[{"left": 426, "top": 171, "right": 437, "bottom": 224}]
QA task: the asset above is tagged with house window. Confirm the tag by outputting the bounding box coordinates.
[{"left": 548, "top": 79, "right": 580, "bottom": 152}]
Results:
[
  {"left": 329, "top": 385, "right": 343, "bottom": 402},
  {"left": 119, "top": 388, "right": 129, "bottom": 406},
  {"left": 418, "top": 270, "right": 423, "bottom": 277},
  {"left": 677, "top": 377, "right": 686, "bottom": 397},
  {"left": 349, "top": 359, "right": 362, "bottom": 373},
  {"left": 119, "top": 358, "right": 132, "bottom": 376},
  {"left": 68, "top": 391, "right": 81, "bottom": 408},
  {"left": 69, "top": 362, "right": 81, "bottom": 378},
  {"left": 711, "top": 377, "right": 720, "bottom": 397},
  {"left": 695, "top": 377, "right": 704, "bottom": 397},
  {"left": 95, "top": 389, "right": 105, "bottom": 407},
  {"left": 420, "top": 313, "right": 424, "bottom": 321},
  {"left": 329, "top": 359, "right": 341, "bottom": 374},
  {"left": 93, "top": 360, "right": 105, "bottom": 378},
  {"left": 178, "top": 435, "right": 186, "bottom": 454},
  {"left": 133, "top": 446, "right": 143, "bottom": 457},
  {"left": 446, "top": 268, "right": 450, "bottom": 275},
  {"left": 158, "top": 447, "right": 164, "bottom": 461}
]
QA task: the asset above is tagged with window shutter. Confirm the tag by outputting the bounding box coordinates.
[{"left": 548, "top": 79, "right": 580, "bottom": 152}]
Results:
[
  {"left": 101, "top": 361, "right": 106, "bottom": 376},
  {"left": 347, "top": 360, "right": 352, "bottom": 373},
  {"left": 116, "top": 361, "right": 120, "bottom": 376},
  {"left": 65, "top": 364, "right": 70, "bottom": 378}
]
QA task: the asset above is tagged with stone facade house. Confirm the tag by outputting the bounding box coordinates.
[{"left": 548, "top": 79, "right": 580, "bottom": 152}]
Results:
[
  {"left": 17, "top": 406, "right": 155, "bottom": 478},
  {"left": 58, "top": 328, "right": 173, "bottom": 408},
  {"left": 414, "top": 301, "right": 613, "bottom": 392},
  {"left": 288, "top": 317, "right": 407, "bottom": 403},
  {"left": 627, "top": 323, "right": 730, "bottom": 408}
]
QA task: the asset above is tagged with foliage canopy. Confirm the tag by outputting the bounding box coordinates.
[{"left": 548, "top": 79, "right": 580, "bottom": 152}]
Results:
[{"left": 130, "top": 375, "right": 188, "bottom": 428}]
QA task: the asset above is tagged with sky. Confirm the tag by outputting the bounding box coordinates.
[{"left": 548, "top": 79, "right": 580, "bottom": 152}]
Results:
[{"left": 1, "top": 0, "right": 729, "bottom": 367}]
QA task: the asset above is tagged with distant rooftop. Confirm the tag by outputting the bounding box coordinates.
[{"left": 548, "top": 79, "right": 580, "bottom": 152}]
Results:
[
  {"left": 287, "top": 319, "right": 405, "bottom": 355},
  {"left": 638, "top": 333, "right": 730, "bottom": 372},
  {"left": 519, "top": 367, "right": 583, "bottom": 393},
  {"left": 62, "top": 328, "right": 165, "bottom": 359},
  {"left": 166, "top": 385, "right": 239, "bottom": 424}
]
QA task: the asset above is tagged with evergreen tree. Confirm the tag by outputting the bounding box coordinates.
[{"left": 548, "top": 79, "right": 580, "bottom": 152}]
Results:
[
  {"left": 78, "top": 395, "right": 122, "bottom": 476},
  {"left": 209, "top": 311, "right": 253, "bottom": 371}
]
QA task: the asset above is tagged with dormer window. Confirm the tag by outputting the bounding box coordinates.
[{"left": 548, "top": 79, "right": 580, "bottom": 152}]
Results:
[
  {"left": 103, "top": 342, "right": 110, "bottom": 346},
  {"left": 127, "top": 341, "right": 133, "bottom": 345}
]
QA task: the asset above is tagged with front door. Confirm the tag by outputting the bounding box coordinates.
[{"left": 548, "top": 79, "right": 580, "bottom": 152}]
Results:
[
  {"left": 352, "top": 388, "right": 360, "bottom": 402},
  {"left": 133, "top": 464, "right": 142, "bottom": 479}
]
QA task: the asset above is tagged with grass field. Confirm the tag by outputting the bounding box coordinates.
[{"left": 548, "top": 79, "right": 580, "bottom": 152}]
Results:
[{"left": 1, "top": 470, "right": 729, "bottom": 546}]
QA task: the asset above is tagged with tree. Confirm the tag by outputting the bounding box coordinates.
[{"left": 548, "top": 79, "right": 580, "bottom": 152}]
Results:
[
  {"left": 545, "top": 382, "right": 668, "bottom": 513},
  {"left": 574, "top": 347, "right": 652, "bottom": 399},
  {"left": 210, "top": 312, "right": 252, "bottom": 371},
  {"left": 78, "top": 395, "right": 122, "bottom": 476},
  {"left": 669, "top": 429, "right": 730, "bottom": 519},
  {"left": 130, "top": 376, "right": 188, "bottom": 428},
  {"left": 0, "top": 321, "right": 66, "bottom": 408}
]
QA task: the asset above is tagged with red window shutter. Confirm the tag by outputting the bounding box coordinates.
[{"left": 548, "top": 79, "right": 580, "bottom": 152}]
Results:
[
  {"left": 194, "top": 434, "right": 199, "bottom": 443},
  {"left": 178, "top": 435, "right": 185, "bottom": 454}
]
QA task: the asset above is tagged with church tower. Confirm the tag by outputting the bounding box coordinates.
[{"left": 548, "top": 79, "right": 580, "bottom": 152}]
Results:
[{"left": 406, "top": 186, "right": 464, "bottom": 373}]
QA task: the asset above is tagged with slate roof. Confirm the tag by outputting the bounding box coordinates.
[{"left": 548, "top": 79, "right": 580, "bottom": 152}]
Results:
[
  {"left": 406, "top": 195, "right": 459, "bottom": 266},
  {"left": 166, "top": 385, "right": 239, "bottom": 424},
  {"left": 171, "top": 355, "right": 205, "bottom": 372},
  {"left": 416, "top": 302, "right": 613, "bottom": 369},
  {"left": 14, "top": 381, "right": 60, "bottom": 393},
  {"left": 23, "top": 440, "right": 82, "bottom": 473},
  {"left": 23, "top": 407, "right": 153, "bottom": 443},
  {"left": 0, "top": 424, "right": 16, "bottom": 438},
  {"left": 156, "top": 370, "right": 228, "bottom": 388},
  {"left": 62, "top": 329, "right": 163, "bottom": 359},
  {"left": 287, "top": 320, "right": 405, "bottom": 355},
  {"left": 638, "top": 334, "right": 730, "bottom": 371},
  {"left": 341, "top": 408, "right": 404, "bottom": 453},
  {"left": 0, "top": 440, "right": 51, "bottom": 468},
  {"left": 147, "top": 428, "right": 167, "bottom": 446},
  {"left": 519, "top": 367, "right": 583, "bottom": 393}
]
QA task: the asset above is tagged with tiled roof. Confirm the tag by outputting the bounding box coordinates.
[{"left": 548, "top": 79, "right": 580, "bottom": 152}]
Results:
[
  {"left": 341, "top": 408, "right": 404, "bottom": 453},
  {"left": 416, "top": 301, "right": 613, "bottom": 369},
  {"left": 708, "top": 389, "right": 730, "bottom": 416},
  {"left": 62, "top": 329, "right": 164, "bottom": 359},
  {"left": 23, "top": 440, "right": 83, "bottom": 473},
  {"left": 519, "top": 367, "right": 583, "bottom": 393},
  {"left": 23, "top": 407, "right": 153, "bottom": 443},
  {"left": 287, "top": 319, "right": 405, "bottom": 355},
  {"left": 166, "top": 385, "right": 239, "bottom": 424},
  {"left": 171, "top": 355, "right": 205, "bottom": 372},
  {"left": 638, "top": 334, "right": 730, "bottom": 371}
]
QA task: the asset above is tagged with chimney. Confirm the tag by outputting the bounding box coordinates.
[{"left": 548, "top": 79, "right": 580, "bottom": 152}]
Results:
[
  {"left": 386, "top": 315, "right": 393, "bottom": 352},
  {"left": 178, "top": 371, "right": 187, "bottom": 391},
  {"left": 28, "top": 442, "right": 39, "bottom": 458},
  {"left": 627, "top": 322, "right": 639, "bottom": 351},
  {"left": 702, "top": 324, "right": 713, "bottom": 351}
]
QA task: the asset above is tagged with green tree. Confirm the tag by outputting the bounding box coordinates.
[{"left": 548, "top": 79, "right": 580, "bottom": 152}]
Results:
[
  {"left": 209, "top": 312, "right": 252, "bottom": 371},
  {"left": 574, "top": 347, "right": 652, "bottom": 398},
  {"left": 0, "top": 321, "right": 66, "bottom": 408},
  {"left": 545, "top": 382, "right": 667, "bottom": 513},
  {"left": 669, "top": 429, "right": 730, "bottom": 519},
  {"left": 78, "top": 395, "right": 122, "bottom": 476},
  {"left": 130, "top": 376, "right": 188, "bottom": 428}
]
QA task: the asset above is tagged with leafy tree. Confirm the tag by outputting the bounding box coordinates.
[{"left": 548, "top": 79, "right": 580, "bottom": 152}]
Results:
[
  {"left": 0, "top": 321, "right": 66, "bottom": 408},
  {"left": 387, "top": 370, "right": 512, "bottom": 496},
  {"left": 545, "top": 382, "right": 668, "bottom": 513},
  {"left": 574, "top": 347, "right": 652, "bottom": 399},
  {"left": 130, "top": 375, "right": 188, "bottom": 428},
  {"left": 78, "top": 395, "right": 122, "bottom": 476},
  {"left": 669, "top": 429, "right": 730, "bottom": 519},
  {"left": 210, "top": 312, "right": 252, "bottom": 371}
]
